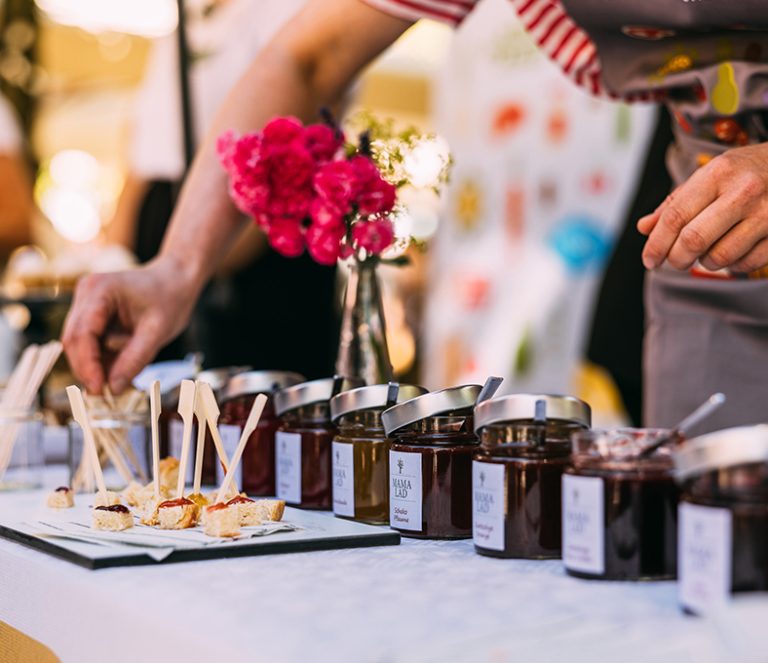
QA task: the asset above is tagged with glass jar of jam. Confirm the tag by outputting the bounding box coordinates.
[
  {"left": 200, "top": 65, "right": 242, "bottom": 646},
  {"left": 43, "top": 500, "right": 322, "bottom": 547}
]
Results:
[
  {"left": 563, "top": 429, "right": 678, "bottom": 581},
  {"left": 674, "top": 425, "right": 768, "bottom": 615},
  {"left": 275, "top": 377, "right": 363, "bottom": 509},
  {"left": 382, "top": 385, "right": 484, "bottom": 539},
  {"left": 330, "top": 383, "right": 427, "bottom": 525},
  {"left": 204, "top": 371, "right": 304, "bottom": 494},
  {"left": 473, "top": 394, "right": 590, "bottom": 559}
]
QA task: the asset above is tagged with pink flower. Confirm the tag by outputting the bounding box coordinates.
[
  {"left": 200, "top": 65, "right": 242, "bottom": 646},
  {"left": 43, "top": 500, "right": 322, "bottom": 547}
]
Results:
[
  {"left": 349, "top": 155, "right": 380, "bottom": 184},
  {"left": 216, "top": 130, "right": 237, "bottom": 171},
  {"left": 262, "top": 117, "right": 304, "bottom": 146},
  {"left": 306, "top": 224, "right": 345, "bottom": 265},
  {"left": 313, "top": 160, "right": 359, "bottom": 215},
  {"left": 305, "top": 124, "right": 343, "bottom": 161},
  {"left": 351, "top": 218, "right": 395, "bottom": 255},
  {"left": 349, "top": 155, "right": 397, "bottom": 216},
  {"left": 310, "top": 198, "right": 345, "bottom": 229},
  {"left": 358, "top": 177, "right": 396, "bottom": 216},
  {"left": 267, "top": 218, "right": 305, "bottom": 258}
]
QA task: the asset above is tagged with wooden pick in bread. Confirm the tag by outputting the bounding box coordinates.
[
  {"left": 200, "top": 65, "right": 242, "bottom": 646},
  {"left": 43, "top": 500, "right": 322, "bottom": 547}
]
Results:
[
  {"left": 149, "top": 380, "right": 161, "bottom": 499},
  {"left": 67, "top": 385, "right": 108, "bottom": 501},
  {"left": 216, "top": 394, "right": 267, "bottom": 502},
  {"left": 192, "top": 383, "right": 207, "bottom": 495},
  {"left": 175, "top": 380, "right": 197, "bottom": 498},
  {"left": 197, "top": 381, "right": 231, "bottom": 477}
]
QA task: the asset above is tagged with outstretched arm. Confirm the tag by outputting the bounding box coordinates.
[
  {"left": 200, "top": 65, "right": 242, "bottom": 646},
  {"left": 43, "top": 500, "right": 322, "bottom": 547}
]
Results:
[{"left": 63, "top": 0, "right": 413, "bottom": 393}]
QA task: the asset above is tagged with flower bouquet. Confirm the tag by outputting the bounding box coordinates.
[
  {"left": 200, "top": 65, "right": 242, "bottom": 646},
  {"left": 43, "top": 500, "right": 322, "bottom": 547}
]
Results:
[{"left": 218, "top": 112, "right": 449, "bottom": 383}]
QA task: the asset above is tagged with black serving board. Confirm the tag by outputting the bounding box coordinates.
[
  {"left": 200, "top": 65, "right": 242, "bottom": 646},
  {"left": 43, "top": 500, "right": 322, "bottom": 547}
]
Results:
[{"left": 0, "top": 492, "right": 400, "bottom": 570}]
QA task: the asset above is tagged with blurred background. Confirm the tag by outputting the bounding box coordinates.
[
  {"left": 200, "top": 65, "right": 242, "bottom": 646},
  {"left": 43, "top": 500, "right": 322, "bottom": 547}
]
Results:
[{"left": 0, "top": 0, "right": 655, "bottom": 426}]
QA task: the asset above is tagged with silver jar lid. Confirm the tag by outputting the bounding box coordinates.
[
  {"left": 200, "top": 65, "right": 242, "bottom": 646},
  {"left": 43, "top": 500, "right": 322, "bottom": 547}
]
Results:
[
  {"left": 330, "top": 383, "right": 428, "bottom": 422},
  {"left": 274, "top": 377, "right": 364, "bottom": 416},
  {"left": 474, "top": 394, "right": 591, "bottom": 433},
  {"left": 222, "top": 371, "right": 305, "bottom": 402},
  {"left": 382, "top": 384, "right": 482, "bottom": 436},
  {"left": 197, "top": 366, "right": 251, "bottom": 393},
  {"left": 674, "top": 424, "right": 768, "bottom": 482}
]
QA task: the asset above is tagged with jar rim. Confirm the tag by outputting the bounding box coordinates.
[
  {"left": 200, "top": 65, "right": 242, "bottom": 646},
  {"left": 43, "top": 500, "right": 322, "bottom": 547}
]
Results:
[
  {"left": 474, "top": 393, "right": 591, "bottom": 432},
  {"left": 674, "top": 424, "right": 768, "bottom": 482},
  {"left": 382, "top": 384, "right": 482, "bottom": 435}
]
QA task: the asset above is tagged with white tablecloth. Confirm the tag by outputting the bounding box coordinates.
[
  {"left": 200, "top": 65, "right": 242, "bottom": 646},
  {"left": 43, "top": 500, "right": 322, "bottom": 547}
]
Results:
[{"left": 0, "top": 469, "right": 764, "bottom": 663}]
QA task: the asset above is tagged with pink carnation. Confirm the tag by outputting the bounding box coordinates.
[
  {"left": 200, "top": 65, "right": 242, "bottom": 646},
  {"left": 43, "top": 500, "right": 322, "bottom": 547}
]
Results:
[
  {"left": 262, "top": 116, "right": 304, "bottom": 146},
  {"left": 313, "top": 160, "right": 359, "bottom": 215},
  {"left": 351, "top": 218, "right": 395, "bottom": 255},
  {"left": 267, "top": 218, "right": 305, "bottom": 258},
  {"left": 306, "top": 224, "right": 345, "bottom": 266},
  {"left": 310, "top": 198, "right": 345, "bottom": 229},
  {"left": 305, "top": 124, "right": 344, "bottom": 162},
  {"left": 349, "top": 155, "right": 397, "bottom": 216}
]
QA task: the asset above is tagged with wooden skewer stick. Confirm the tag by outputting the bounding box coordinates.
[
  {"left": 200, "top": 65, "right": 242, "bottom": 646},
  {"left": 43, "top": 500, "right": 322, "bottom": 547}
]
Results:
[
  {"left": 1, "top": 345, "right": 39, "bottom": 408},
  {"left": 192, "top": 384, "right": 207, "bottom": 495},
  {"left": 95, "top": 428, "right": 133, "bottom": 485},
  {"left": 103, "top": 387, "right": 147, "bottom": 483},
  {"left": 149, "top": 380, "right": 161, "bottom": 500},
  {"left": 175, "top": 380, "right": 197, "bottom": 499},
  {"left": 103, "top": 386, "right": 118, "bottom": 411},
  {"left": 67, "top": 386, "right": 107, "bottom": 501},
  {"left": 125, "top": 389, "right": 145, "bottom": 414},
  {"left": 216, "top": 394, "right": 267, "bottom": 503},
  {"left": 197, "top": 382, "right": 231, "bottom": 477},
  {"left": 0, "top": 342, "right": 62, "bottom": 478}
]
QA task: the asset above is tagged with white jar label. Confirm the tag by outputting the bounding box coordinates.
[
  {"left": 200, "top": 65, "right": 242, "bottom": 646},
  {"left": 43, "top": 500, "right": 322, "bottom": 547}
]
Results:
[
  {"left": 332, "top": 441, "right": 355, "bottom": 517},
  {"left": 472, "top": 461, "right": 505, "bottom": 551},
  {"left": 679, "top": 502, "right": 732, "bottom": 614},
  {"left": 169, "top": 419, "right": 194, "bottom": 485},
  {"left": 562, "top": 474, "right": 605, "bottom": 574},
  {"left": 215, "top": 424, "right": 243, "bottom": 489},
  {"left": 275, "top": 431, "right": 302, "bottom": 504},
  {"left": 389, "top": 450, "right": 422, "bottom": 531}
]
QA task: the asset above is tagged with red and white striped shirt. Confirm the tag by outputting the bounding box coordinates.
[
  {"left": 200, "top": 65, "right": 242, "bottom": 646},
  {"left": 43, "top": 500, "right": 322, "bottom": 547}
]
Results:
[{"left": 363, "top": 0, "right": 658, "bottom": 102}]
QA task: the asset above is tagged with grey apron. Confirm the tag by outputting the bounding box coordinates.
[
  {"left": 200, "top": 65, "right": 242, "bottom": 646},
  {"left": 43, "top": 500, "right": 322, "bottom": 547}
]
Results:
[{"left": 560, "top": 0, "right": 768, "bottom": 432}]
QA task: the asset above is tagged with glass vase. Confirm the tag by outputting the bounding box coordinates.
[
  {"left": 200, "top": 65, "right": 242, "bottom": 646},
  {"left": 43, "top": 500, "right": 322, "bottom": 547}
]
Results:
[{"left": 335, "top": 258, "right": 393, "bottom": 385}]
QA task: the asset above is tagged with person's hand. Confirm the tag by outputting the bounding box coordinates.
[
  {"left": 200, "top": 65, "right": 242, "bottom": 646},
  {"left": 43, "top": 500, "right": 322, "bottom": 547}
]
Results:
[
  {"left": 62, "top": 257, "right": 201, "bottom": 394},
  {"left": 638, "top": 143, "right": 768, "bottom": 273}
]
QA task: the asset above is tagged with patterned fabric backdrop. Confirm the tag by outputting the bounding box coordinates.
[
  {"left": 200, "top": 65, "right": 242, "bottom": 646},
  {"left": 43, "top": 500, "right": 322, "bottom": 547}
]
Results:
[{"left": 423, "top": 0, "right": 655, "bottom": 403}]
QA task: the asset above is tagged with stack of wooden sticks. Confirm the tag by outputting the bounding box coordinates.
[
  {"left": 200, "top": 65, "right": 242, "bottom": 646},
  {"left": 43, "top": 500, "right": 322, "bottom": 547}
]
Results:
[{"left": 0, "top": 342, "right": 62, "bottom": 481}]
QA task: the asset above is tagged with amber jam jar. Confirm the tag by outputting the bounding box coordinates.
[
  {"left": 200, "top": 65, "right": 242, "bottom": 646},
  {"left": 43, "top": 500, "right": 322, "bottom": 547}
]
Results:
[
  {"left": 202, "top": 371, "right": 303, "bottom": 494},
  {"left": 473, "top": 394, "right": 590, "bottom": 559},
  {"left": 563, "top": 429, "right": 679, "bottom": 581},
  {"left": 382, "top": 385, "right": 485, "bottom": 539},
  {"left": 275, "top": 377, "right": 363, "bottom": 509},
  {"left": 674, "top": 425, "right": 768, "bottom": 615},
  {"left": 330, "top": 384, "right": 427, "bottom": 525}
]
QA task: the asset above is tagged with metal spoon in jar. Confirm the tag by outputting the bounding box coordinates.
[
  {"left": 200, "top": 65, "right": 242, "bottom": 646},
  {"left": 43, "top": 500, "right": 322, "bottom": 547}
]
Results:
[
  {"left": 476, "top": 376, "right": 503, "bottom": 405},
  {"left": 638, "top": 392, "right": 726, "bottom": 458}
]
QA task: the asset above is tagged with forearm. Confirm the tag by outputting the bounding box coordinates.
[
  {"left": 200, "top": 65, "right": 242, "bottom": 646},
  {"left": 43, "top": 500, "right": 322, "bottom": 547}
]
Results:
[
  {"left": 158, "top": 43, "right": 334, "bottom": 291},
  {"left": 157, "top": 0, "right": 412, "bottom": 294}
]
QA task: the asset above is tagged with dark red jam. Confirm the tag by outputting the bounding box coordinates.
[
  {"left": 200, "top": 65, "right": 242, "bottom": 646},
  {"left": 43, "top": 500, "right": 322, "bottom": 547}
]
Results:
[
  {"left": 95, "top": 504, "right": 129, "bottom": 514},
  {"left": 227, "top": 496, "right": 255, "bottom": 505},
  {"left": 55, "top": 486, "right": 70, "bottom": 493},
  {"left": 158, "top": 497, "right": 194, "bottom": 509},
  {"left": 563, "top": 430, "right": 678, "bottom": 581},
  {"left": 681, "top": 462, "right": 768, "bottom": 604},
  {"left": 202, "top": 394, "right": 281, "bottom": 495},
  {"left": 389, "top": 415, "right": 477, "bottom": 540},
  {"left": 276, "top": 403, "right": 335, "bottom": 509},
  {"left": 206, "top": 503, "right": 229, "bottom": 513}
]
